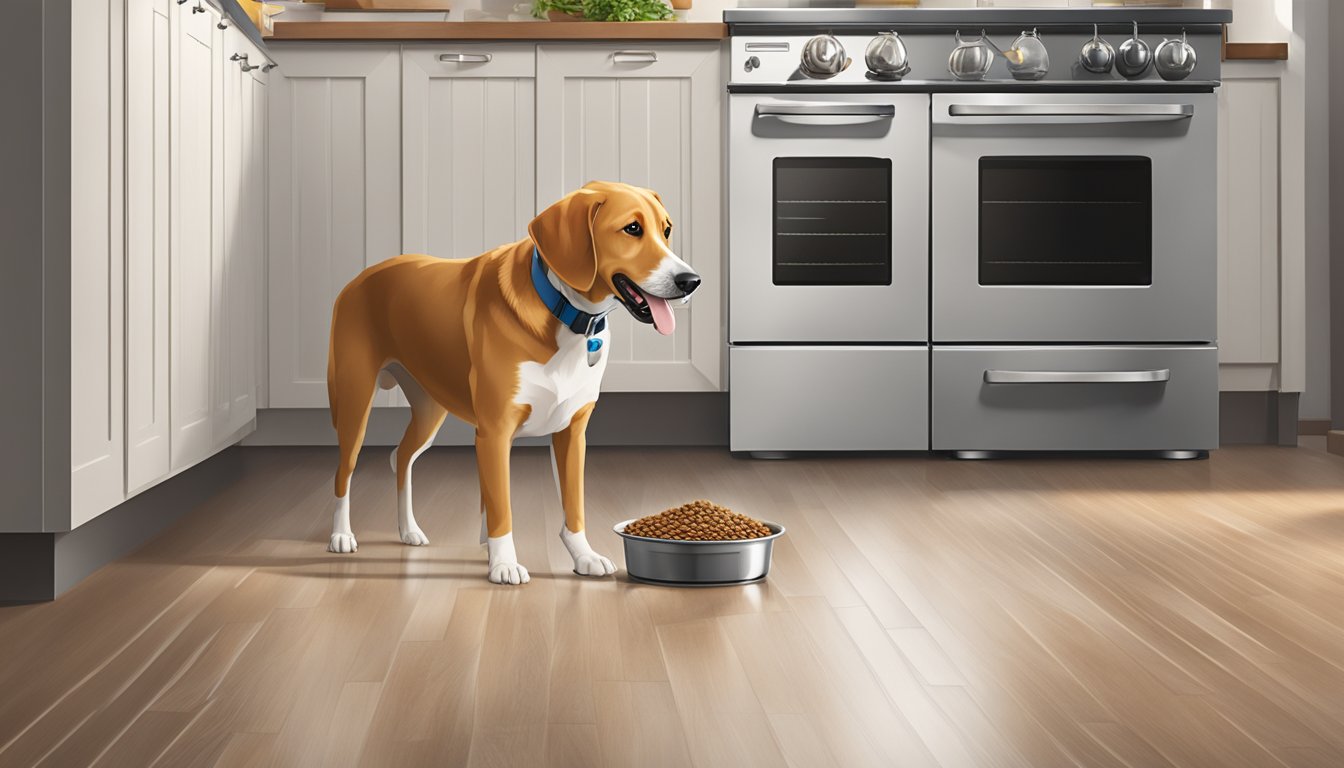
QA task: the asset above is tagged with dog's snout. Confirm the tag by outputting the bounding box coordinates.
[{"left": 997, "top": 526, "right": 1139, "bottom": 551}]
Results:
[{"left": 674, "top": 272, "right": 701, "bottom": 296}]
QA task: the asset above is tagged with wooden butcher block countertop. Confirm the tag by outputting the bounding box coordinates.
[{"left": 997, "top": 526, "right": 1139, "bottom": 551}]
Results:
[{"left": 270, "top": 21, "right": 728, "bottom": 41}]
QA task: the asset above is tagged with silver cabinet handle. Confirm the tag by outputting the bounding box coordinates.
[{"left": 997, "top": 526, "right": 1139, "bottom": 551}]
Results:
[
  {"left": 439, "top": 53, "right": 492, "bottom": 63},
  {"left": 756, "top": 104, "right": 896, "bottom": 118},
  {"left": 984, "top": 369, "right": 1171, "bottom": 384},
  {"left": 613, "top": 50, "right": 658, "bottom": 64},
  {"left": 745, "top": 42, "right": 789, "bottom": 52},
  {"left": 946, "top": 103, "right": 1194, "bottom": 123}
]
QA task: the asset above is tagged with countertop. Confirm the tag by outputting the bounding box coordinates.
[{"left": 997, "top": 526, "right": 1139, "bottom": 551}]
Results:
[{"left": 268, "top": 20, "right": 728, "bottom": 41}]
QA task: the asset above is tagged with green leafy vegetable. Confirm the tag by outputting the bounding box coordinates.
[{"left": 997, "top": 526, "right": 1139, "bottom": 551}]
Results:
[{"left": 532, "top": 0, "right": 673, "bottom": 21}]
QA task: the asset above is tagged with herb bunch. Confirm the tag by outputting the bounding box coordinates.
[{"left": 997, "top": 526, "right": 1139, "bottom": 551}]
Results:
[{"left": 531, "top": 0, "right": 672, "bottom": 21}]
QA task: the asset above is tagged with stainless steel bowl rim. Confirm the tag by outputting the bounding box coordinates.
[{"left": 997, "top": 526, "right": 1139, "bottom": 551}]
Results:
[{"left": 613, "top": 519, "right": 786, "bottom": 544}]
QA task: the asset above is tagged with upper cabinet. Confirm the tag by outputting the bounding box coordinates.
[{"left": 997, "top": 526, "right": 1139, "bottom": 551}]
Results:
[
  {"left": 267, "top": 45, "right": 401, "bottom": 408},
  {"left": 536, "top": 44, "right": 723, "bottom": 392}
]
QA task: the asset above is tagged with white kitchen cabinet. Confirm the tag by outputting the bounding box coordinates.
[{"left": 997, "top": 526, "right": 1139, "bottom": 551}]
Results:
[
  {"left": 536, "top": 44, "right": 723, "bottom": 392},
  {"left": 402, "top": 44, "right": 536, "bottom": 260},
  {"left": 218, "top": 31, "right": 267, "bottom": 443},
  {"left": 268, "top": 45, "right": 401, "bottom": 408},
  {"left": 125, "top": 0, "right": 172, "bottom": 493},
  {"left": 69, "top": 0, "right": 127, "bottom": 526},
  {"left": 170, "top": 0, "right": 224, "bottom": 471}
]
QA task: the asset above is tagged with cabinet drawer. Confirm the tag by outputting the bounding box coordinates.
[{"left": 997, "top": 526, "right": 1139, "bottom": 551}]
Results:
[
  {"left": 537, "top": 43, "right": 721, "bottom": 78},
  {"left": 403, "top": 44, "right": 536, "bottom": 79},
  {"left": 932, "top": 345, "right": 1218, "bottom": 451},
  {"left": 730, "top": 346, "right": 928, "bottom": 452}
]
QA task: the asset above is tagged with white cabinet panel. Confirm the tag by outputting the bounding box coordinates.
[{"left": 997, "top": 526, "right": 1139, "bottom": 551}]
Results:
[
  {"left": 402, "top": 44, "right": 536, "bottom": 260},
  {"left": 170, "top": 1, "right": 223, "bottom": 471},
  {"left": 125, "top": 0, "right": 172, "bottom": 493},
  {"left": 1217, "top": 77, "right": 1280, "bottom": 365},
  {"left": 268, "top": 45, "right": 401, "bottom": 407},
  {"left": 536, "top": 44, "right": 722, "bottom": 392},
  {"left": 69, "top": 0, "right": 126, "bottom": 525}
]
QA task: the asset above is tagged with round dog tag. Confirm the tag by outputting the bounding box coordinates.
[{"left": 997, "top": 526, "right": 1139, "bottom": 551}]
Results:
[{"left": 587, "top": 337, "right": 603, "bottom": 367}]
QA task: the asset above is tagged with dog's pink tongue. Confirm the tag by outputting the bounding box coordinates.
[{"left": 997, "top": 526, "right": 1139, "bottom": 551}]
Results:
[{"left": 646, "top": 295, "right": 675, "bottom": 335}]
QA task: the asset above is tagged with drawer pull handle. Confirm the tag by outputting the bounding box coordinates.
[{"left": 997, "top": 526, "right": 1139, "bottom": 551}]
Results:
[
  {"left": 613, "top": 50, "right": 658, "bottom": 64},
  {"left": 439, "top": 53, "right": 492, "bottom": 63},
  {"left": 984, "top": 369, "right": 1171, "bottom": 384}
]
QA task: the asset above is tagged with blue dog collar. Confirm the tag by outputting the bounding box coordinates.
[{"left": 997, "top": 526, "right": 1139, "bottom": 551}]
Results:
[{"left": 531, "top": 247, "right": 609, "bottom": 338}]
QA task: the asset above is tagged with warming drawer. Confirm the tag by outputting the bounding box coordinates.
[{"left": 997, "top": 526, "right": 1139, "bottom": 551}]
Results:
[
  {"left": 932, "top": 345, "right": 1218, "bottom": 452},
  {"left": 730, "top": 346, "right": 928, "bottom": 452}
]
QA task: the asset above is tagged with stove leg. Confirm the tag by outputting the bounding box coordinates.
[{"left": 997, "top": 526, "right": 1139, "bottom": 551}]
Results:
[
  {"left": 952, "top": 450, "right": 996, "bottom": 460},
  {"left": 749, "top": 451, "right": 791, "bottom": 460},
  {"left": 1159, "top": 450, "right": 1208, "bottom": 460}
]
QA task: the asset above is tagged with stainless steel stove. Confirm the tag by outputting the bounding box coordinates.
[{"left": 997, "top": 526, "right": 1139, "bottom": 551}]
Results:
[{"left": 724, "top": 7, "right": 1231, "bottom": 458}]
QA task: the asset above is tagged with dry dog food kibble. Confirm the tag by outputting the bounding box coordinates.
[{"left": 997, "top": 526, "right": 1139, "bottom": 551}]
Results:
[{"left": 624, "top": 500, "right": 772, "bottom": 541}]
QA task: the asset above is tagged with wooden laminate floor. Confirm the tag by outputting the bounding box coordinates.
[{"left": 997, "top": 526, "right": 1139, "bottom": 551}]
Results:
[{"left": 3, "top": 444, "right": 1344, "bottom": 767}]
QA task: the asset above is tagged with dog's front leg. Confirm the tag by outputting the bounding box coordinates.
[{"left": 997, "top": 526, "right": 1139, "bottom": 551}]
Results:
[
  {"left": 477, "top": 430, "right": 530, "bottom": 585},
  {"left": 552, "top": 403, "right": 616, "bottom": 578}
]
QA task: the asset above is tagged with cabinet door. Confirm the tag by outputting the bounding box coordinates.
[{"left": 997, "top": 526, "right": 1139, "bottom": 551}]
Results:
[
  {"left": 218, "top": 30, "right": 259, "bottom": 445},
  {"left": 125, "top": 0, "right": 172, "bottom": 493},
  {"left": 268, "top": 45, "right": 401, "bottom": 408},
  {"left": 170, "top": 0, "right": 223, "bottom": 471},
  {"left": 70, "top": 0, "right": 126, "bottom": 526},
  {"left": 252, "top": 57, "right": 270, "bottom": 411},
  {"left": 536, "top": 44, "right": 722, "bottom": 392}
]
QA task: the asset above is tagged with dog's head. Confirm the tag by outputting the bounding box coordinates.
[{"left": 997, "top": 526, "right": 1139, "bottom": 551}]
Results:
[{"left": 528, "top": 181, "right": 700, "bottom": 336}]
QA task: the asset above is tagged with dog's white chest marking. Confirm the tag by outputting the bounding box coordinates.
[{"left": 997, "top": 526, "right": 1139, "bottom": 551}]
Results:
[{"left": 514, "top": 325, "right": 609, "bottom": 438}]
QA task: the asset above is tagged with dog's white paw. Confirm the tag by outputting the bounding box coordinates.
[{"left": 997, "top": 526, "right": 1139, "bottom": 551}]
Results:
[
  {"left": 329, "top": 533, "right": 358, "bottom": 553},
  {"left": 399, "top": 527, "right": 430, "bottom": 546},
  {"left": 573, "top": 552, "right": 616, "bottom": 577},
  {"left": 488, "top": 562, "right": 531, "bottom": 585}
]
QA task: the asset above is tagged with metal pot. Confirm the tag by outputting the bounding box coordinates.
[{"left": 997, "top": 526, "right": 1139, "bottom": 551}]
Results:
[
  {"left": 800, "top": 34, "right": 850, "bottom": 80},
  {"left": 1154, "top": 30, "right": 1197, "bottom": 81},
  {"left": 1116, "top": 21, "right": 1152, "bottom": 78},
  {"left": 948, "top": 30, "right": 996, "bottom": 81},
  {"left": 1006, "top": 28, "right": 1049, "bottom": 81},
  {"left": 865, "top": 31, "right": 911, "bottom": 81},
  {"left": 1079, "top": 23, "right": 1115, "bottom": 74}
]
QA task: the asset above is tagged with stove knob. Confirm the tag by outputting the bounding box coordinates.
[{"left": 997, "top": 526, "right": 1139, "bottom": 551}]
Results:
[
  {"left": 800, "top": 34, "right": 850, "bottom": 79},
  {"left": 744, "top": 55, "right": 760, "bottom": 73}
]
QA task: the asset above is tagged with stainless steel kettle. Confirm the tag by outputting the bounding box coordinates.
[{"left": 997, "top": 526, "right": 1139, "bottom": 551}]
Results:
[
  {"left": 1079, "top": 23, "right": 1115, "bottom": 74},
  {"left": 948, "top": 30, "right": 996, "bottom": 81},
  {"left": 1116, "top": 21, "right": 1152, "bottom": 78},
  {"left": 800, "top": 34, "right": 850, "bottom": 80},
  {"left": 1154, "top": 30, "right": 1197, "bottom": 81},
  {"left": 865, "top": 31, "right": 911, "bottom": 81},
  {"left": 1006, "top": 28, "right": 1049, "bottom": 81}
]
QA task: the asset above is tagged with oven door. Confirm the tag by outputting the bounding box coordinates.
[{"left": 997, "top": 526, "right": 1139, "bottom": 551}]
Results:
[
  {"left": 729, "top": 93, "right": 929, "bottom": 343},
  {"left": 931, "top": 92, "right": 1216, "bottom": 343}
]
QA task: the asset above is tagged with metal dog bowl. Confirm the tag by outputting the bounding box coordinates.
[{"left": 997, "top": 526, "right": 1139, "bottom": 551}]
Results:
[{"left": 613, "top": 519, "right": 786, "bottom": 587}]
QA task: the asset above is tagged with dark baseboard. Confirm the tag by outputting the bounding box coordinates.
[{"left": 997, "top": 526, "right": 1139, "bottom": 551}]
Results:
[
  {"left": 244, "top": 393, "right": 731, "bottom": 448},
  {"left": 1219, "top": 391, "right": 1300, "bottom": 446},
  {"left": 1298, "top": 419, "right": 1331, "bottom": 436},
  {"left": 0, "top": 448, "right": 244, "bottom": 602}
]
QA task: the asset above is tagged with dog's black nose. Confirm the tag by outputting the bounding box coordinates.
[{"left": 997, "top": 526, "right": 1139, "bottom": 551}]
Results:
[{"left": 674, "top": 272, "right": 701, "bottom": 296}]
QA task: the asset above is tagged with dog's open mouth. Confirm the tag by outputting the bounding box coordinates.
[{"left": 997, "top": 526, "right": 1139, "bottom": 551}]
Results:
[{"left": 612, "top": 273, "right": 675, "bottom": 336}]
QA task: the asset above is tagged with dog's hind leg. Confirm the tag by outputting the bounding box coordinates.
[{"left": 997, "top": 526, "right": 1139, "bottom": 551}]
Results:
[{"left": 387, "top": 364, "right": 446, "bottom": 546}]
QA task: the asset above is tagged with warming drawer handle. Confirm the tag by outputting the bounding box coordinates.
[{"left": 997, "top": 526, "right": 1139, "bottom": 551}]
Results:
[
  {"left": 947, "top": 103, "right": 1194, "bottom": 121},
  {"left": 439, "top": 53, "right": 493, "bottom": 63},
  {"left": 756, "top": 104, "right": 896, "bottom": 118},
  {"left": 984, "top": 369, "right": 1172, "bottom": 384}
]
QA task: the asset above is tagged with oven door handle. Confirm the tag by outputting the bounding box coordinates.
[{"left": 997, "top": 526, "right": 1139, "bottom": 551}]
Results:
[
  {"left": 945, "top": 103, "right": 1194, "bottom": 123},
  {"left": 984, "top": 369, "right": 1172, "bottom": 384},
  {"left": 755, "top": 103, "right": 896, "bottom": 125}
]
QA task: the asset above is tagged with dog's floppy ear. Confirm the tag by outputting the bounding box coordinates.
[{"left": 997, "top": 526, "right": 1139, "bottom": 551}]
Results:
[{"left": 528, "top": 188, "right": 605, "bottom": 292}]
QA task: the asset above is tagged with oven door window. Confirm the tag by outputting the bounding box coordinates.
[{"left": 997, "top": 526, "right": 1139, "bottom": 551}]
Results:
[
  {"left": 979, "top": 156, "right": 1151, "bottom": 286},
  {"left": 773, "top": 157, "right": 892, "bottom": 286}
]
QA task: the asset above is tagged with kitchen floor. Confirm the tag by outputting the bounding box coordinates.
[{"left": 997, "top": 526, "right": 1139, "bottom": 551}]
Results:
[{"left": 2, "top": 443, "right": 1343, "bottom": 767}]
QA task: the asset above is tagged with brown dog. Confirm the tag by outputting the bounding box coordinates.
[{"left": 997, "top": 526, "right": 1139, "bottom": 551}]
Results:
[{"left": 326, "top": 181, "right": 700, "bottom": 583}]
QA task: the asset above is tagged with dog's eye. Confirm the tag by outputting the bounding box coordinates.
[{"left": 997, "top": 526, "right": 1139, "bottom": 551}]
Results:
[
  {"left": 664, "top": 226, "right": 672, "bottom": 240},
  {"left": 623, "top": 222, "right": 643, "bottom": 237}
]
